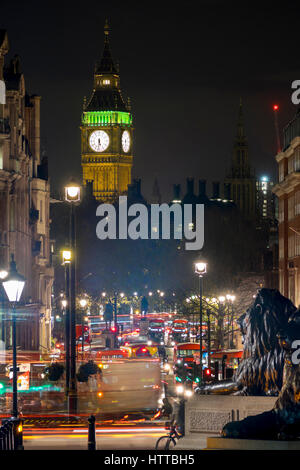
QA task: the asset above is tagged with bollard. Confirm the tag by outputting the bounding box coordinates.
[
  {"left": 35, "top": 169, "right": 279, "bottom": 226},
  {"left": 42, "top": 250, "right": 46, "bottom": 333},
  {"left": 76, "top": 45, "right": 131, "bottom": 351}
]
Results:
[
  {"left": 0, "top": 430, "right": 4, "bottom": 450},
  {"left": 2, "top": 418, "right": 24, "bottom": 450},
  {"left": 88, "top": 415, "right": 96, "bottom": 450},
  {"left": 13, "top": 418, "right": 24, "bottom": 450}
]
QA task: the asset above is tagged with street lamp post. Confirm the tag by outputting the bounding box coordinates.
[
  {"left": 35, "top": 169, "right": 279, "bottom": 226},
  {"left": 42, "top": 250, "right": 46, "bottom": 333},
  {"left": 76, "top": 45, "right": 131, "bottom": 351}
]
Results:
[
  {"left": 79, "top": 298, "right": 87, "bottom": 357},
  {"left": 207, "top": 309, "right": 211, "bottom": 368},
  {"left": 230, "top": 295, "right": 236, "bottom": 348},
  {"left": 62, "top": 250, "right": 71, "bottom": 397},
  {"left": 194, "top": 262, "right": 207, "bottom": 383},
  {"left": 65, "top": 180, "right": 81, "bottom": 415},
  {"left": 113, "top": 293, "right": 118, "bottom": 347},
  {"left": 2, "top": 255, "right": 25, "bottom": 420}
]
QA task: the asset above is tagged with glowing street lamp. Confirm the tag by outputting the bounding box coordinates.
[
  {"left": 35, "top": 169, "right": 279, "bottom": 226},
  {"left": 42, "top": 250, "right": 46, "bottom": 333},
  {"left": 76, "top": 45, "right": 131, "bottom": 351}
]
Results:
[
  {"left": 64, "top": 179, "right": 81, "bottom": 203},
  {"left": 195, "top": 262, "right": 207, "bottom": 276},
  {"left": 62, "top": 250, "right": 72, "bottom": 265},
  {"left": 2, "top": 255, "right": 25, "bottom": 420},
  {"left": 0, "top": 270, "right": 8, "bottom": 280},
  {"left": 2, "top": 258, "right": 25, "bottom": 303},
  {"left": 79, "top": 298, "right": 88, "bottom": 308}
]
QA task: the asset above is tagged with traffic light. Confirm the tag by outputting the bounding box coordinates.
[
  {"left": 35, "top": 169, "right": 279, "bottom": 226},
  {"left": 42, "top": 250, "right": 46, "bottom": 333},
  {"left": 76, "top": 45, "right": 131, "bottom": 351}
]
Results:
[
  {"left": 186, "top": 364, "right": 195, "bottom": 382},
  {"left": 203, "top": 367, "right": 213, "bottom": 382},
  {"left": 174, "top": 361, "right": 185, "bottom": 382}
]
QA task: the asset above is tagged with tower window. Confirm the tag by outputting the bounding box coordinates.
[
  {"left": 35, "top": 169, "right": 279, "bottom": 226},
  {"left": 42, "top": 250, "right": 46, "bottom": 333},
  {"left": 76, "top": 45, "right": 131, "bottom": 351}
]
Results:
[{"left": 103, "top": 80, "right": 110, "bottom": 85}]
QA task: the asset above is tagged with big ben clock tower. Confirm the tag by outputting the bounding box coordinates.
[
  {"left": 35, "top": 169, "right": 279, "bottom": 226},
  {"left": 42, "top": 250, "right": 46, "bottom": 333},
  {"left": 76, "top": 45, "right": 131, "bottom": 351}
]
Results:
[{"left": 81, "top": 20, "right": 133, "bottom": 202}]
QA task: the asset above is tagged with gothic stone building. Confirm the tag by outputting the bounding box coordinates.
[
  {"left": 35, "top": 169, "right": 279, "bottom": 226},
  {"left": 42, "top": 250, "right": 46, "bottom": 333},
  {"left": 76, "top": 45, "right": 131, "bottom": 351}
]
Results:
[{"left": 0, "top": 31, "right": 53, "bottom": 352}]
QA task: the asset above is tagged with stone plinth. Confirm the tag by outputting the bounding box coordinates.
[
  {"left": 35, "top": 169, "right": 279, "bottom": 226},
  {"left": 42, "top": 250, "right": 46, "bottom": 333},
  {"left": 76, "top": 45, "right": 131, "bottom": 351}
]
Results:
[
  {"left": 186, "top": 395, "right": 277, "bottom": 434},
  {"left": 206, "top": 436, "right": 300, "bottom": 450}
]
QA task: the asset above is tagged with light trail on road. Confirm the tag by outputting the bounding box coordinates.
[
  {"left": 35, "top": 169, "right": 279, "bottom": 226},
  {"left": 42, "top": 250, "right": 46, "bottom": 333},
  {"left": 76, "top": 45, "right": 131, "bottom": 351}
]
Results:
[{"left": 23, "top": 425, "right": 165, "bottom": 449}]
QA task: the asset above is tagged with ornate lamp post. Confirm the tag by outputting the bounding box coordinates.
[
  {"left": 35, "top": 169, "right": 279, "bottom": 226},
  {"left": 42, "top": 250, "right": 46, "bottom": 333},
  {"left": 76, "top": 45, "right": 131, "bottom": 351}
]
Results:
[
  {"left": 194, "top": 262, "right": 207, "bottom": 382},
  {"left": 62, "top": 250, "right": 71, "bottom": 397},
  {"left": 2, "top": 256, "right": 25, "bottom": 419},
  {"left": 65, "top": 179, "right": 81, "bottom": 415},
  {"left": 79, "top": 298, "right": 88, "bottom": 356}
]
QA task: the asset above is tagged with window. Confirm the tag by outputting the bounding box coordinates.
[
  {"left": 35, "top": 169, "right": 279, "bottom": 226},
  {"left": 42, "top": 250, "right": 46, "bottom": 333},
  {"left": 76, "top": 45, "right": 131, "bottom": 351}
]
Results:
[
  {"left": 288, "top": 232, "right": 295, "bottom": 258},
  {"left": 279, "top": 236, "right": 284, "bottom": 260},
  {"left": 288, "top": 195, "right": 295, "bottom": 220},
  {"left": 288, "top": 156, "right": 295, "bottom": 174},
  {"left": 295, "top": 146, "right": 300, "bottom": 172},
  {"left": 278, "top": 199, "right": 284, "bottom": 223},
  {"left": 0, "top": 144, "right": 3, "bottom": 170},
  {"left": 103, "top": 79, "right": 110, "bottom": 85},
  {"left": 295, "top": 191, "right": 300, "bottom": 216},
  {"left": 296, "top": 234, "right": 300, "bottom": 257},
  {"left": 39, "top": 200, "right": 43, "bottom": 222},
  {"left": 279, "top": 162, "right": 284, "bottom": 182}
]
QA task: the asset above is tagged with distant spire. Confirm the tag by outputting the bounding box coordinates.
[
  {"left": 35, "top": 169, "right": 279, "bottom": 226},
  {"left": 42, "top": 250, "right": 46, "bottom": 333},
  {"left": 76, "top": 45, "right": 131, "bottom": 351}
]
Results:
[
  {"left": 104, "top": 18, "right": 110, "bottom": 42},
  {"left": 95, "top": 19, "right": 118, "bottom": 75},
  {"left": 236, "top": 97, "right": 246, "bottom": 142}
]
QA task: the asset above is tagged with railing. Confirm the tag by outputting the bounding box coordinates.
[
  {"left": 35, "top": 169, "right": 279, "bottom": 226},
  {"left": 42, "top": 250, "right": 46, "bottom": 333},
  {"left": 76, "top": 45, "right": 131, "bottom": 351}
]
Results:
[{"left": 0, "top": 418, "right": 24, "bottom": 450}]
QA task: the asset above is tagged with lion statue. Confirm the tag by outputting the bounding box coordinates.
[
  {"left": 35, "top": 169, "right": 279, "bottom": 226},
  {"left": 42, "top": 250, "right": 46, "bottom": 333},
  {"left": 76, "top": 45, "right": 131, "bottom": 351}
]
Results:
[
  {"left": 221, "top": 289, "right": 300, "bottom": 439},
  {"left": 234, "top": 288, "right": 297, "bottom": 396},
  {"left": 196, "top": 288, "right": 298, "bottom": 397}
]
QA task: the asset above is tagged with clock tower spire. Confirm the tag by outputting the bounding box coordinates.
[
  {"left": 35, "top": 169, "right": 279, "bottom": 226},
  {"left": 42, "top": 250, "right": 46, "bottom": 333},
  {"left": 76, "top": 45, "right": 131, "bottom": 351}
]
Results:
[{"left": 81, "top": 21, "right": 133, "bottom": 202}]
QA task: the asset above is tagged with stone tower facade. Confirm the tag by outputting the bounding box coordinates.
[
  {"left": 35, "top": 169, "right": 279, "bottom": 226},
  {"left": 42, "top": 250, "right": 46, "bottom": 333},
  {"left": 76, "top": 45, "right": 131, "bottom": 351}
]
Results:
[
  {"left": 224, "top": 99, "right": 256, "bottom": 218},
  {"left": 81, "top": 21, "right": 133, "bottom": 202}
]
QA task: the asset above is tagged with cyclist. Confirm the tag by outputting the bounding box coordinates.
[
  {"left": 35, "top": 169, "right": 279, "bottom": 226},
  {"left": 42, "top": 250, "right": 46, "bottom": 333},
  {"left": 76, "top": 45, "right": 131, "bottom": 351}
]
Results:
[
  {"left": 161, "top": 397, "right": 173, "bottom": 417},
  {"left": 171, "top": 398, "right": 185, "bottom": 436}
]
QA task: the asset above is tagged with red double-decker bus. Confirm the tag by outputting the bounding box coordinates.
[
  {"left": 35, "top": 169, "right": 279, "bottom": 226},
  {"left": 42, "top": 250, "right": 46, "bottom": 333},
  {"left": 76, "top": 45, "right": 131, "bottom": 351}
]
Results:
[{"left": 75, "top": 324, "right": 91, "bottom": 344}]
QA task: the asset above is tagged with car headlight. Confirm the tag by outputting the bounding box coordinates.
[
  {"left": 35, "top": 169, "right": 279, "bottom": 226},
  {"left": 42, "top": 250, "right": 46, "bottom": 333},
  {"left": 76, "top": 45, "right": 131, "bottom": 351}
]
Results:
[
  {"left": 185, "top": 389, "right": 193, "bottom": 397},
  {"left": 164, "top": 363, "right": 170, "bottom": 371},
  {"left": 176, "top": 385, "right": 184, "bottom": 395}
]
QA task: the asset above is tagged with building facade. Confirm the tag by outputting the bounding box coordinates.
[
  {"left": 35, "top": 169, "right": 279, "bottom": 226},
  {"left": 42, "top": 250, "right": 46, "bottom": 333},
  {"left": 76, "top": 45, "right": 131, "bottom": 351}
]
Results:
[
  {"left": 273, "top": 108, "right": 300, "bottom": 307},
  {"left": 0, "top": 31, "right": 53, "bottom": 352},
  {"left": 81, "top": 21, "right": 133, "bottom": 202},
  {"left": 256, "top": 176, "right": 276, "bottom": 221},
  {"left": 224, "top": 99, "right": 256, "bottom": 218}
]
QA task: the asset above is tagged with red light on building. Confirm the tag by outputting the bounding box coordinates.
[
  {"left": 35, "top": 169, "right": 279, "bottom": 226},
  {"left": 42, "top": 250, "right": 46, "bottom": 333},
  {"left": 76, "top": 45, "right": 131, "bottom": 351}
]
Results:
[{"left": 273, "top": 104, "right": 279, "bottom": 111}]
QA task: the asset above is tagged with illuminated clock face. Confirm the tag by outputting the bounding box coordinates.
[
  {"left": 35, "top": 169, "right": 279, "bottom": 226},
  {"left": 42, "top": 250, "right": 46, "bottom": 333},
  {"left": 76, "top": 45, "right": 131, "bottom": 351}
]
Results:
[
  {"left": 89, "top": 130, "right": 110, "bottom": 152},
  {"left": 122, "top": 130, "right": 130, "bottom": 153}
]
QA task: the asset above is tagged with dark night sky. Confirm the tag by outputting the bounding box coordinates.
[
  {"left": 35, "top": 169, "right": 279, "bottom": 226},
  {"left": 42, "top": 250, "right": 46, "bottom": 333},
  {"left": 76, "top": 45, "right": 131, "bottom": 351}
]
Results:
[{"left": 1, "top": 0, "right": 299, "bottom": 201}]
